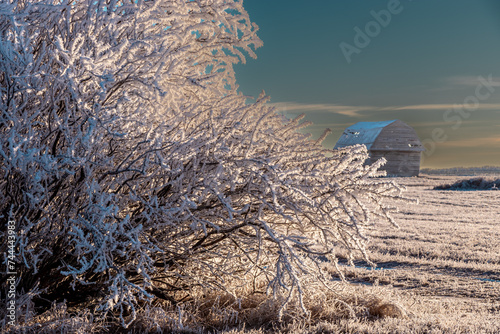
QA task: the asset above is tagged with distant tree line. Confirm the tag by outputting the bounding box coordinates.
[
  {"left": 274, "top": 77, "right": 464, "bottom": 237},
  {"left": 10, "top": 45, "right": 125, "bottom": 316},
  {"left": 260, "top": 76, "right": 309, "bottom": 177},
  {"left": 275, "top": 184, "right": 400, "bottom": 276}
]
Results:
[{"left": 421, "top": 166, "right": 500, "bottom": 176}]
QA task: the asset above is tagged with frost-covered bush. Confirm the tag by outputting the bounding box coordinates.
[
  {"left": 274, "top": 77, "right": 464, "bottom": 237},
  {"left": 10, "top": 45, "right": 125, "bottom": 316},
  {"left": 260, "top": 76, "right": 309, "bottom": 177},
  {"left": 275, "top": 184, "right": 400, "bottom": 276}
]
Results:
[
  {"left": 1, "top": 0, "right": 404, "bottom": 328},
  {"left": 434, "top": 177, "right": 500, "bottom": 191}
]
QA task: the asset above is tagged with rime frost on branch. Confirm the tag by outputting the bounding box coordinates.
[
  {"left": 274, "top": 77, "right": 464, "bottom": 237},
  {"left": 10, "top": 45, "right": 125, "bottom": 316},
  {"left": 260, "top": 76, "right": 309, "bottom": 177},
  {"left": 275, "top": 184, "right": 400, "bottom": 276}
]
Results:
[{"left": 0, "top": 0, "right": 404, "bottom": 327}]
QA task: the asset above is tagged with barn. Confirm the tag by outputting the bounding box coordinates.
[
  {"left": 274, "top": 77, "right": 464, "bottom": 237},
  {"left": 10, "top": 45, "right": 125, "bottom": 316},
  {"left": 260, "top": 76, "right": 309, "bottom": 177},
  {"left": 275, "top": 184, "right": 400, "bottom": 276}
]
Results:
[{"left": 334, "top": 120, "right": 425, "bottom": 177}]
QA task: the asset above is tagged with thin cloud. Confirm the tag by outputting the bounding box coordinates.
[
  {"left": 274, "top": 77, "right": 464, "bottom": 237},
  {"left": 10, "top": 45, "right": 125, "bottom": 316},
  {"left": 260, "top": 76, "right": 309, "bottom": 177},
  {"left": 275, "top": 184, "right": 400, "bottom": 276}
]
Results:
[
  {"left": 269, "top": 101, "right": 500, "bottom": 119},
  {"left": 381, "top": 103, "right": 500, "bottom": 111},
  {"left": 426, "top": 75, "right": 500, "bottom": 93},
  {"left": 411, "top": 120, "right": 485, "bottom": 128},
  {"left": 446, "top": 75, "right": 500, "bottom": 87},
  {"left": 439, "top": 135, "right": 500, "bottom": 148},
  {"left": 270, "top": 102, "right": 374, "bottom": 118}
]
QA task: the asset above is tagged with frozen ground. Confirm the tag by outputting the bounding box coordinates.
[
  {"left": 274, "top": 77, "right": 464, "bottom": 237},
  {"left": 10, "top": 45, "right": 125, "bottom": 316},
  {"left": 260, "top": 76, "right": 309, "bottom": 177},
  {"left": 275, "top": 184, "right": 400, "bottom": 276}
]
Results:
[
  {"left": 329, "top": 174, "right": 500, "bottom": 332},
  {"left": 9, "top": 175, "right": 499, "bottom": 333}
]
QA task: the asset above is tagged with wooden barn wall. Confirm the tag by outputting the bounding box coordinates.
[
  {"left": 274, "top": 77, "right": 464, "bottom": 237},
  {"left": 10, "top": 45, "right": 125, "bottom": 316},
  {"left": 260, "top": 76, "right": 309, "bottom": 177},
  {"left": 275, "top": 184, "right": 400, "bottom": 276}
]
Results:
[
  {"left": 371, "top": 121, "right": 423, "bottom": 152},
  {"left": 369, "top": 150, "right": 421, "bottom": 177}
]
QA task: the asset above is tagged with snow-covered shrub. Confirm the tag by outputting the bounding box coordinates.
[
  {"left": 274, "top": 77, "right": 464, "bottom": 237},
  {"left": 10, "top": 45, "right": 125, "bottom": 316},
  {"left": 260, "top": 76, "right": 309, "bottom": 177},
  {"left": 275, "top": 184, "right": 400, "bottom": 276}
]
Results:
[{"left": 0, "top": 0, "right": 404, "bottom": 328}]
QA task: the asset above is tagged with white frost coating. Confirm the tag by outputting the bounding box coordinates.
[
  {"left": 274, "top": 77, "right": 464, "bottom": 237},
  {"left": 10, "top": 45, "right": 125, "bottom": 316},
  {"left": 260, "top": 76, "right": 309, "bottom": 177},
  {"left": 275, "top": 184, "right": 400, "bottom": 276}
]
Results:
[
  {"left": 347, "top": 120, "right": 397, "bottom": 130},
  {"left": 334, "top": 120, "right": 397, "bottom": 150},
  {"left": 0, "top": 0, "right": 405, "bottom": 329}
]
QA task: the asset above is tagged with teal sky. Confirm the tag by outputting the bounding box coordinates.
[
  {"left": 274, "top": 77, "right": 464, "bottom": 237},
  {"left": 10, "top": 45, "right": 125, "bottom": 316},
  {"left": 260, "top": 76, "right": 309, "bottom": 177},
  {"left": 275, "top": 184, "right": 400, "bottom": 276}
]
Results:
[{"left": 234, "top": 0, "right": 500, "bottom": 168}]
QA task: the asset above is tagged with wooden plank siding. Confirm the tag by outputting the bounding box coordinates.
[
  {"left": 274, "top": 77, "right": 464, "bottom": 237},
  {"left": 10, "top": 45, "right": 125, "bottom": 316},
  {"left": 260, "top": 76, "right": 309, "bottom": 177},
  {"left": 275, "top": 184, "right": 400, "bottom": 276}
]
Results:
[
  {"left": 369, "top": 150, "right": 422, "bottom": 177},
  {"left": 335, "top": 120, "right": 424, "bottom": 177},
  {"left": 371, "top": 120, "right": 425, "bottom": 152}
]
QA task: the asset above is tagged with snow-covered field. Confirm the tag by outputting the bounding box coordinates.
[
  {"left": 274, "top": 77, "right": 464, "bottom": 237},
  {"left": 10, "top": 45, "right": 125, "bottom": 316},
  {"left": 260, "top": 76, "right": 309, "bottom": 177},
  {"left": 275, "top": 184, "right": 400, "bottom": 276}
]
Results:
[
  {"left": 328, "top": 174, "right": 500, "bottom": 332},
  {"left": 6, "top": 175, "right": 498, "bottom": 334}
]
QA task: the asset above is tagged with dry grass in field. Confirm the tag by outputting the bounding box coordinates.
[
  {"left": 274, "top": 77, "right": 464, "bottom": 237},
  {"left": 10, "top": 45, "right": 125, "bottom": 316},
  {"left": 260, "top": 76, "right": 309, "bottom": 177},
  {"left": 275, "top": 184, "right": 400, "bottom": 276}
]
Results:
[
  {"left": 109, "top": 284, "right": 412, "bottom": 334},
  {"left": 4, "top": 174, "right": 500, "bottom": 333},
  {"left": 321, "top": 174, "right": 500, "bottom": 334}
]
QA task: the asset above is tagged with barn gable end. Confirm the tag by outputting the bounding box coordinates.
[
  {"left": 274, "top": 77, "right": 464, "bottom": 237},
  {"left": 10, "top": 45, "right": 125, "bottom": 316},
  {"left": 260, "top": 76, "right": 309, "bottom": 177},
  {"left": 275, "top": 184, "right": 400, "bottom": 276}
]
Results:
[
  {"left": 371, "top": 120, "right": 424, "bottom": 152},
  {"left": 334, "top": 120, "right": 424, "bottom": 177}
]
